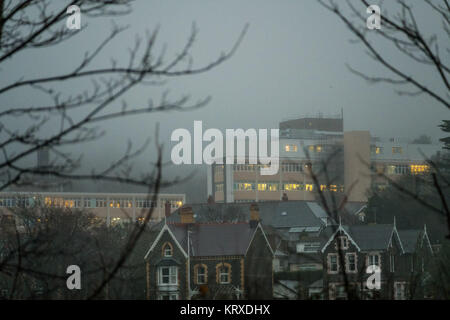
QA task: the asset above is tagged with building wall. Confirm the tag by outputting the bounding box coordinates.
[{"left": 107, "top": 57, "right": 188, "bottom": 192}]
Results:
[
  {"left": 146, "top": 229, "right": 188, "bottom": 300},
  {"left": 245, "top": 227, "right": 274, "bottom": 299},
  {"left": 344, "top": 131, "right": 371, "bottom": 202},
  {"left": 0, "top": 192, "right": 185, "bottom": 225}
]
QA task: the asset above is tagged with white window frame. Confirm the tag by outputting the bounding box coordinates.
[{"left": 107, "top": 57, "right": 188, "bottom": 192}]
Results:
[
  {"left": 346, "top": 253, "right": 357, "bottom": 273},
  {"left": 158, "top": 266, "right": 178, "bottom": 286},
  {"left": 219, "top": 266, "right": 230, "bottom": 284},
  {"left": 367, "top": 253, "right": 380, "bottom": 268},
  {"left": 158, "top": 292, "right": 179, "bottom": 300},
  {"left": 390, "top": 254, "right": 395, "bottom": 272},
  {"left": 163, "top": 243, "right": 173, "bottom": 257},
  {"left": 197, "top": 266, "right": 207, "bottom": 285},
  {"left": 328, "top": 253, "right": 339, "bottom": 274}
]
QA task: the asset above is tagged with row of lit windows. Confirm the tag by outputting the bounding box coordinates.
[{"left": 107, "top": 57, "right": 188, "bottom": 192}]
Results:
[
  {"left": 0, "top": 197, "right": 183, "bottom": 209},
  {"left": 234, "top": 163, "right": 305, "bottom": 172},
  {"left": 232, "top": 182, "right": 316, "bottom": 192},
  {"left": 371, "top": 146, "right": 403, "bottom": 155},
  {"left": 284, "top": 144, "right": 323, "bottom": 153},
  {"left": 374, "top": 164, "right": 430, "bottom": 175}
]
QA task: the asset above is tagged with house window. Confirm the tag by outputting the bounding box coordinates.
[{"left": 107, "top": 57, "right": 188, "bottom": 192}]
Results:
[
  {"left": 216, "top": 263, "right": 231, "bottom": 284},
  {"left": 332, "top": 284, "right": 347, "bottom": 300},
  {"left": 158, "top": 266, "right": 178, "bottom": 285},
  {"left": 158, "top": 293, "right": 178, "bottom": 300},
  {"left": 367, "top": 253, "right": 380, "bottom": 267},
  {"left": 297, "top": 242, "right": 321, "bottom": 253},
  {"left": 338, "top": 236, "right": 349, "bottom": 250},
  {"left": 346, "top": 253, "right": 357, "bottom": 273},
  {"left": 328, "top": 254, "right": 339, "bottom": 274},
  {"left": 194, "top": 264, "right": 208, "bottom": 285},
  {"left": 162, "top": 242, "right": 173, "bottom": 257},
  {"left": 394, "top": 282, "right": 406, "bottom": 300},
  {"left": 390, "top": 254, "right": 395, "bottom": 272}
]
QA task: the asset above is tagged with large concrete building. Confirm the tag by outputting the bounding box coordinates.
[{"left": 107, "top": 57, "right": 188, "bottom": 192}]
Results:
[
  {"left": 0, "top": 191, "right": 185, "bottom": 226},
  {"left": 207, "top": 114, "right": 442, "bottom": 203}
]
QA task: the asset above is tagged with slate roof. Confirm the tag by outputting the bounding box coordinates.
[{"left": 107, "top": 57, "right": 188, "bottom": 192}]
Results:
[
  {"left": 167, "top": 222, "right": 258, "bottom": 257},
  {"left": 320, "top": 224, "right": 396, "bottom": 251},
  {"left": 398, "top": 229, "right": 422, "bottom": 253},
  {"left": 166, "top": 201, "right": 328, "bottom": 229},
  {"left": 346, "top": 224, "right": 394, "bottom": 251}
]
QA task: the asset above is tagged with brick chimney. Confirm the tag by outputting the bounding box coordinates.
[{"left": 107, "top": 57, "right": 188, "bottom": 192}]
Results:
[
  {"left": 249, "top": 203, "right": 260, "bottom": 228},
  {"left": 165, "top": 201, "right": 171, "bottom": 218},
  {"left": 180, "top": 205, "right": 195, "bottom": 224}
]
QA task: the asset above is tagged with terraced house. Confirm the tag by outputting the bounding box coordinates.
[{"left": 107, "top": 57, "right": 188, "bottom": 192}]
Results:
[
  {"left": 321, "top": 221, "right": 433, "bottom": 299},
  {"left": 144, "top": 204, "right": 274, "bottom": 300}
]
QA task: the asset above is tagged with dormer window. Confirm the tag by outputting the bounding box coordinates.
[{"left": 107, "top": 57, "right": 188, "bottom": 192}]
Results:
[
  {"left": 336, "top": 236, "right": 349, "bottom": 250},
  {"left": 162, "top": 242, "right": 173, "bottom": 257}
]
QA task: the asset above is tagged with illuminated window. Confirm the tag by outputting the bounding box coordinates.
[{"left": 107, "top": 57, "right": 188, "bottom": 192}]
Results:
[
  {"left": 308, "top": 145, "right": 315, "bottom": 152},
  {"left": 284, "top": 183, "right": 300, "bottom": 191},
  {"left": 234, "top": 182, "right": 254, "bottom": 191},
  {"left": 320, "top": 185, "right": 327, "bottom": 191},
  {"left": 285, "top": 144, "right": 297, "bottom": 152},
  {"left": 371, "top": 146, "right": 383, "bottom": 154},
  {"left": 410, "top": 164, "right": 429, "bottom": 174},
  {"left": 392, "top": 147, "right": 402, "bottom": 154},
  {"left": 305, "top": 184, "right": 313, "bottom": 191},
  {"left": 258, "top": 183, "right": 267, "bottom": 191},
  {"left": 268, "top": 183, "right": 279, "bottom": 191},
  {"left": 316, "top": 145, "right": 322, "bottom": 152}
]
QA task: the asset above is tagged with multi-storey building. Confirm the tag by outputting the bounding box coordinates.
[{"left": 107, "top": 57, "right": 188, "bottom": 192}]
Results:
[
  {"left": 0, "top": 191, "right": 185, "bottom": 226},
  {"left": 207, "top": 114, "right": 442, "bottom": 203}
]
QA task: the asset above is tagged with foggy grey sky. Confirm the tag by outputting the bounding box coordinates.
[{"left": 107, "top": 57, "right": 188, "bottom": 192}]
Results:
[{"left": 1, "top": 0, "right": 448, "bottom": 175}]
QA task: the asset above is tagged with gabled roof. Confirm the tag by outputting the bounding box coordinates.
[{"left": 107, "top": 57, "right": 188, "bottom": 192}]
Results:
[
  {"left": 320, "top": 224, "right": 400, "bottom": 252},
  {"left": 166, "top": 201, "right": 327, "bottom": 229},
  {"left": 145, "top": 220, "right": 272, "bottom": 258},
  {"left": 349, "top": 224, "right": 396, "bottom": 251},
  {"left": 398, "top": 225, "right": 433, "bottom": 254},
  {"left": 169, "top": 222, "right": 258, "bottom": 256},
  {"left": 398, "top": 230, "right": 422, "bottom": 253}
]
